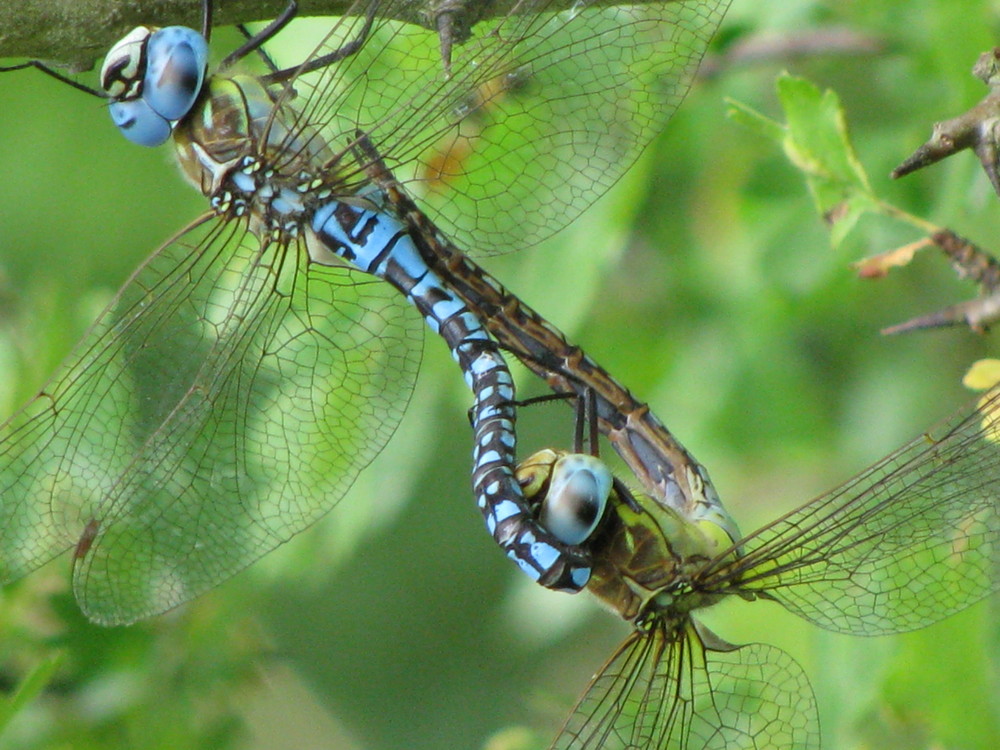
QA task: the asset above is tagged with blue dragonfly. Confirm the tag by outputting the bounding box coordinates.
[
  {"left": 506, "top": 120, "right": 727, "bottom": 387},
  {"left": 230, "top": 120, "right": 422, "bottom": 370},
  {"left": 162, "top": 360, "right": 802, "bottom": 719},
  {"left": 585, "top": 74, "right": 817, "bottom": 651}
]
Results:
[{"left": 0, "top": 0, "right": 733, "bottom": 624}]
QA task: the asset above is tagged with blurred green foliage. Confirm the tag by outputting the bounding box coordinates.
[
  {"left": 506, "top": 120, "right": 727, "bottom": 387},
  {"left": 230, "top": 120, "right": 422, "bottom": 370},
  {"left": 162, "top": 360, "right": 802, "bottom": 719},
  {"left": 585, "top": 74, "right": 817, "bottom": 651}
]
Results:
[{"left": 0, "top": 1, "right": 997, "bottom": 749}]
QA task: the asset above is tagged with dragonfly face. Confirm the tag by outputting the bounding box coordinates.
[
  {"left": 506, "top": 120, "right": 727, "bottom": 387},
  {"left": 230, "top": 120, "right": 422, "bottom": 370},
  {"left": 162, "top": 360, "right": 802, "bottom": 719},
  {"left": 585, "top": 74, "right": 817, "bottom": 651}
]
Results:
[
  {"left": 518, "top": 449, "right": 611, "bottom": 545},
  {"left": 101, "top": 26, "right": 209, "bottom": 146}
]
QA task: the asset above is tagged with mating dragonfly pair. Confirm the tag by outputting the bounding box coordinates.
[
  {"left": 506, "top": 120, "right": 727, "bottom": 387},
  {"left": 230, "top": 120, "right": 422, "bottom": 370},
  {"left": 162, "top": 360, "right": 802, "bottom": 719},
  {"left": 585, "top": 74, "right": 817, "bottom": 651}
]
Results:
[{"left": 1, "top": 2, "right": 997, "bottom": 748}]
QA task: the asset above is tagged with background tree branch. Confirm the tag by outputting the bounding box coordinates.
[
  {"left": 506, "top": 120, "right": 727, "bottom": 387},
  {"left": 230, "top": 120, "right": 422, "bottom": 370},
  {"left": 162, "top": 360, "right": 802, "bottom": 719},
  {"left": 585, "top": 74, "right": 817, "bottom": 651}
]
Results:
[
  {"left": 0, "top": 0, "right": 647, "bottom": 70},
  {"left": 0, "top": 1, "right": 382, "bottom": 69}
]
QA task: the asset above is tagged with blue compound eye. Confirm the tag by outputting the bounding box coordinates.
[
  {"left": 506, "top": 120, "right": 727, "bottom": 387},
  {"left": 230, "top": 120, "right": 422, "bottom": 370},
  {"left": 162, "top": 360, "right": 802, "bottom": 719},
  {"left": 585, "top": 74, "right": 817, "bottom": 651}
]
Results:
[
  {"left": 143, "top": 26, "right": 209, "bottom": 121},
  {"left": 100, "top": 25, "right": 208, "bottom": 147},
  {"left": 109, "top": 98, "right": 172, "bottom": 147},
  {"left": 540, "top": 455, "right": 612, "bottom": 545}
]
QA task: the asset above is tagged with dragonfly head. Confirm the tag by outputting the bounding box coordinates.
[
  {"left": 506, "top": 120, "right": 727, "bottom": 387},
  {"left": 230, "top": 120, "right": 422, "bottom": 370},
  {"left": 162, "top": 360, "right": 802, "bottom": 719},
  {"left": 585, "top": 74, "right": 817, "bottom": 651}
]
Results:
[
  {"left": 101, "top": 26, "right": 209, "bottom": 147},
  {"left": 517, "top": 449, "right": 741, "bottom": 624}
]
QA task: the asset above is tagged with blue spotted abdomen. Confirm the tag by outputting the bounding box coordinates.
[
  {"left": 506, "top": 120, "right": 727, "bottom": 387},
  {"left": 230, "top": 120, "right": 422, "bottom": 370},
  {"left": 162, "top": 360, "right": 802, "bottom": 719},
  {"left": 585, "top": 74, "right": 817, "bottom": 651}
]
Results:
[{"left": 311, "top": 199, "right": 591, "bottom": 591}]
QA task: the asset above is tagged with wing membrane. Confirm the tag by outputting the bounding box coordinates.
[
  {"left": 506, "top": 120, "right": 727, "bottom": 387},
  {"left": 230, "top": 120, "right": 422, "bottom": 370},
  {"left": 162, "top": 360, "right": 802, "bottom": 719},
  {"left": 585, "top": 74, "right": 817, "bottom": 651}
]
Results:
[
  {"left": 0, "top": 217, "right": 421, "bottom": 623},
  {"left": 278, "top": 0, "right": 729, "bottom": 253},
  {"left": 551, "top": 620, "right": 818, "bottom": 749},
  {"left": 709, "top": 389, "right": 1000, "bottom": 635}
]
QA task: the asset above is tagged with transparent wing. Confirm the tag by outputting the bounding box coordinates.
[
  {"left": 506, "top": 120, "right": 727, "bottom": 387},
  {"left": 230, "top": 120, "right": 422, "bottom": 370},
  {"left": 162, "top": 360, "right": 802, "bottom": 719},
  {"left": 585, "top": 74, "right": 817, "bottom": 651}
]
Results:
[
  {"left": 707, "top": 389, "right": 1000, "bottom": 635},
  {"left": 0, "top": 216, "right": 422, "bottom": 624},
  {"left": 280, "top": 0, "right": 729, "bottom": 253},
  {"left": 551, "top": 619, "right": 817, "bottom": 750}
]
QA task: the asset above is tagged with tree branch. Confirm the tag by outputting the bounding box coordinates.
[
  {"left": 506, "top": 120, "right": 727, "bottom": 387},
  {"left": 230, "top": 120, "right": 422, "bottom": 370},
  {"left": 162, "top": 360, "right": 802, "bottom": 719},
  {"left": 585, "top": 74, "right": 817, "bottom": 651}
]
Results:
[
  {"left": 0, "top": 1, "right": 369, "bottom": 69},
  {"left": 0, "top": 0, "right": 651, "bottom": 70}
]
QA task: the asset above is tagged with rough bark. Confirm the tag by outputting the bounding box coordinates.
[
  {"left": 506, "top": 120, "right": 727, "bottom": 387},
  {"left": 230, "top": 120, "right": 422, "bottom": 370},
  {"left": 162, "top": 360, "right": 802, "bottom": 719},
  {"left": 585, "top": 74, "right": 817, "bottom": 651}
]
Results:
[{"left": 0, "top": 0, "right": 652, "bottom": 69}]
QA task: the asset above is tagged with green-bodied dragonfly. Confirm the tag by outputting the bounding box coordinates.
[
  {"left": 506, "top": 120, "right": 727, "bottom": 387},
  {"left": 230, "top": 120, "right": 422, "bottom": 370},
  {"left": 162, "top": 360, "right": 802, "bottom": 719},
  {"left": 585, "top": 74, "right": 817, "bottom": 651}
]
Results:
[{"left": 514, "top": 384, "right": 998, "bottom": 749}]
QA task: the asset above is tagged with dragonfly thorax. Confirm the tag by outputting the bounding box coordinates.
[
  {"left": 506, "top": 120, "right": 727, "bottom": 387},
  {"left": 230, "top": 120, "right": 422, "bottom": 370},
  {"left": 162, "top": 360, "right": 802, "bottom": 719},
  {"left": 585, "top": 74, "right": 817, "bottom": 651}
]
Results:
[
  {"left": 171, "top": 75, "right": 346, "bottom": 243},
  {"left": 585, "top": 500, "right": 720, "bottom": 624},
  {"left": 205, "top": 153, "right": 323, "bottom": 242}
]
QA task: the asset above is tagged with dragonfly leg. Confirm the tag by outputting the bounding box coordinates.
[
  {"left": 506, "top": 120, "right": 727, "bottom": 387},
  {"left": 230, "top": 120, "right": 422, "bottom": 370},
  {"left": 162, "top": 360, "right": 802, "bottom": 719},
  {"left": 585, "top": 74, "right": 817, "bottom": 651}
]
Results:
[
  {"left": 221, "top": 0, "right": 299, "bottom": 70},
  {"left": 0, "top": 60, "right": 106, "bottom": 99},
  {"left": 261, "top": 0, "right": 381, "bottom": 85}
]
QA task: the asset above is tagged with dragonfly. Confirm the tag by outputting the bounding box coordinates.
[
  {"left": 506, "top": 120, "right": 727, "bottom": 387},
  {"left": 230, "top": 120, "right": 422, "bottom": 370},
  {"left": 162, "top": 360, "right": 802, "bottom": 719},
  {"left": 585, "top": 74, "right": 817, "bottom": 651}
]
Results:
[
  {"left": 0, "top": 0, "right": 734, "bottom": 623},
  {"left": 515, "top": 384, "right": 999, "bottom": 749}
]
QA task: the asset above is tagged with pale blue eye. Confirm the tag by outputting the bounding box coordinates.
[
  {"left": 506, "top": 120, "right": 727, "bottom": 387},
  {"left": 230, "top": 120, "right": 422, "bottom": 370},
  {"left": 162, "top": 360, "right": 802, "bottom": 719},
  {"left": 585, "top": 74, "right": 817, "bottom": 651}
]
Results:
[
  {"left": 540, "top": 455, "right": 611, "bottom": 545},
  {"left": 101, "top": 25, "right": 208, "bottom": 147},
  {"left": 143, "top": 27, "right": 208, "bottom": 121},
  {"left": 108, "top": 98, "right": 172, "bottom": 147}
]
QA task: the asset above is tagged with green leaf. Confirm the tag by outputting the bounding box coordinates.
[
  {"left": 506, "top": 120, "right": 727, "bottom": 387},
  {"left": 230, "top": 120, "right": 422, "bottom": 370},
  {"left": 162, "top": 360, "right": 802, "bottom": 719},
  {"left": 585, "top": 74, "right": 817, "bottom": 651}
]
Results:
[
  {"left": 777, "top": 74, "right": 880, "bottom": 247},
  {"left": 0, "top": 652, "right": 63, "bottom": 735},
  {"left": 777, "top": 75, "right": 871, "bottom": 189},
  {"left": 731, "top": 73, "right": 886, "bottom": 248},
  {"left": 725, "top": 98, "right": 786, "bottom": 143}
]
